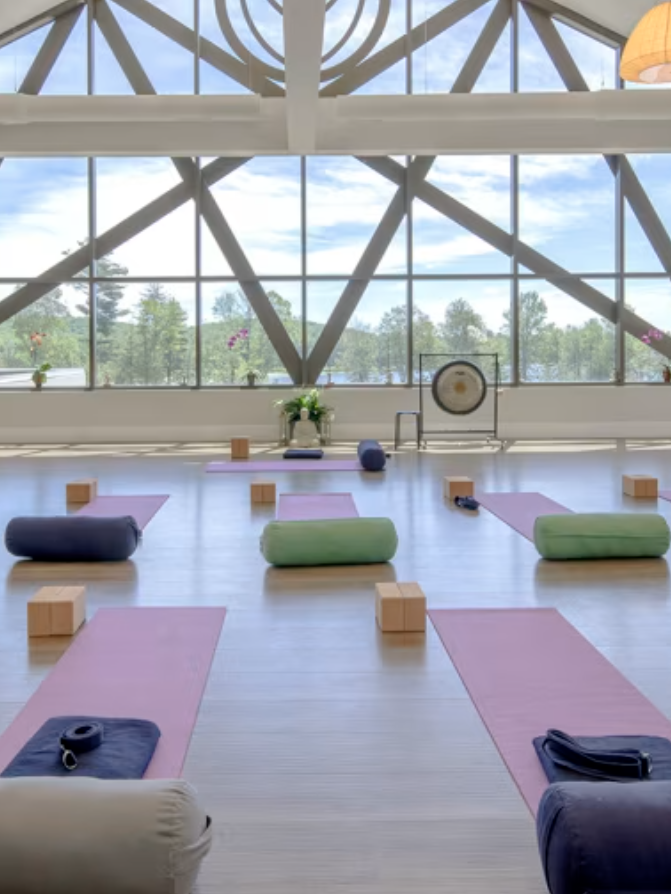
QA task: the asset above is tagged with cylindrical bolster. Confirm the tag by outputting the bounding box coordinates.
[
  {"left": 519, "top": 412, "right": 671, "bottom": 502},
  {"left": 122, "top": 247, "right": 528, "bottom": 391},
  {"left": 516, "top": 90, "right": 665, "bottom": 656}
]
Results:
[
  {"left": 262, "top": 518, "right": 398, "bottom": 567},
  {"left": 357, "top": 440, "right": 386, "bottom": 472},
  {"left": 534, "top": 513, "right": 670, "bottom": 560},
  {"left": 538, "top": 781, "right": 671, "bottom": 894},
  {"left": 5, "top": 516, "right": 141, "bottom": 562},
  {"left": 0, "top": 777, "right": 212, "bottom": 894}
]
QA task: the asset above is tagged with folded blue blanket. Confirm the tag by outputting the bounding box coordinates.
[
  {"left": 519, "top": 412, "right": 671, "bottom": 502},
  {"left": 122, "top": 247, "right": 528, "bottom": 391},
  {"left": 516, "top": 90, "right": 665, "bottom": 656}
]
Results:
[
  {"left": 534, "top": 731, "right": 671, "bottom": 784},
  {"left": 1, "top": 716, "right": 161, "bottom": 779}
]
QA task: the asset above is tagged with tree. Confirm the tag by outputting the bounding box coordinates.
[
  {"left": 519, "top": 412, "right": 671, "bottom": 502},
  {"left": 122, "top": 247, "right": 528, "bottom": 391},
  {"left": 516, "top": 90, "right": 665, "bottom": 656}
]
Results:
[
  {"left": 117, "top": 284, "right": 189, "bottom": 385},
  {"left": 503, "top": 291, "right": 552, "bottom": 381},
  {"left": 558, "top": 319, "right": 614, "bottom": 382},
  {"left": 86, "top": 256, "right": 129, "bottom": 371},
  {"left": 440, "top": 298, "right": 488, "bottom": 355},
  {"left": 340, "top": 319, "right": 378, "bottom": 383},
  {"left": 412, "top": 307, "right": 440, "bottom": 381},
  {"left": 377, "top": 305, "right": 407, "bottom": 383},
  {"left": 64, "top": 246, "right": 130, "bottom": 377},
  {"left": 11, "top": 289, "right": 86, "bottom": 372}
]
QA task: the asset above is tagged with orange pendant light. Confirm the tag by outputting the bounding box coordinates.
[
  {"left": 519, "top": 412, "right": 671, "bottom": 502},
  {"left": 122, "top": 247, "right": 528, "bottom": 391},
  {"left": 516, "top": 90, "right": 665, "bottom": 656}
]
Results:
[{"left": 621, "top": 3, "right": 671, "bottom": 84}]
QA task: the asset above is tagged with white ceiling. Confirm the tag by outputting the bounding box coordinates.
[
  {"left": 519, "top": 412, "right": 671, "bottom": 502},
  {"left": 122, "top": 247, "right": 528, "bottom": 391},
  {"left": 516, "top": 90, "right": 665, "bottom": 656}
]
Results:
[{"left": 0, "top": 0, "right": 662, "bottom": 42}]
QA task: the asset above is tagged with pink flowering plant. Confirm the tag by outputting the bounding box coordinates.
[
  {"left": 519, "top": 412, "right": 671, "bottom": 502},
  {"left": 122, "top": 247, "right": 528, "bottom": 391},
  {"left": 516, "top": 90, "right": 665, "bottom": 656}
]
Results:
[
  {"left": 225, "top": 327, "right": 249, "bottom": 382},
  {"left": 640, "top": 328, "right": 663, "bottom": 346},
  {"left": 227, "top": 327, "right": 249, "bottom": 350},
  {"left": 639, "top": 328, "right": 671, "bottom": 381}
]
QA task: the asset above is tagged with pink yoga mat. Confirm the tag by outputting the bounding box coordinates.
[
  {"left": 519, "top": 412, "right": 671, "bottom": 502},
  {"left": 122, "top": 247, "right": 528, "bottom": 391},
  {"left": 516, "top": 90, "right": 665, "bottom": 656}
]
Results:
[
  {"left": 659, "top": 491, "right": 671, "bottom": 503},
  {"left": 206, "top": 460, "right": 362, "bottom": 473},
  {"left": 0, "top": 607, "right": 226, "bottom": 779},
  {"left": 477, "top": 492, "right": 571, "bottom": 541},
  {"left": 429, "top": 608, "right": 671, "bottom": 814},
  {"left": 76, "top": 495, "right": 169, "bottom": 530},
  {"left": 277, "top": 493, "right": 359, "bottom": 521}
]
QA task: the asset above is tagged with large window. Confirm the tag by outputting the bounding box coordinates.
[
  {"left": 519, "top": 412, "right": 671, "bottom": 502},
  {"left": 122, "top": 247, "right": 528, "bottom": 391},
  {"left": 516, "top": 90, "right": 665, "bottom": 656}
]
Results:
[
  {"left": 518, "top": 281, "right": 616, "bottom": 383},
  {"left": 0, "top": 0, "right": 670, "bottom": 388},
  {"left": 201, "top": 282, "right": 301, "bottom": 386},
  {"left": 0, "top": 285, "right": 89, "bottom": 388},
  {"left": 97, "top": 282, "right": 195, "bottom": 387},
  {"left": 413, "top": 281, "right": 512, "bottom": 382}
]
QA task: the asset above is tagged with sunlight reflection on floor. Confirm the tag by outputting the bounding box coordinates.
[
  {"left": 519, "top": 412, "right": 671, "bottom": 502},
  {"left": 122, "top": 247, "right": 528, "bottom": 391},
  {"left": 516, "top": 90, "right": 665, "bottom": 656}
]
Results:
[{"left": 2, "top": 438, "right": 671, "bottom": 459}]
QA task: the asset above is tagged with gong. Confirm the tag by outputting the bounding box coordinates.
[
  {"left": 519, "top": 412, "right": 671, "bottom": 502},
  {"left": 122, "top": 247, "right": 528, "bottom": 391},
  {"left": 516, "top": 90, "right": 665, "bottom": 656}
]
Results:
[{"left": 431, "top": 360, "right": 488, "bottom": 416}]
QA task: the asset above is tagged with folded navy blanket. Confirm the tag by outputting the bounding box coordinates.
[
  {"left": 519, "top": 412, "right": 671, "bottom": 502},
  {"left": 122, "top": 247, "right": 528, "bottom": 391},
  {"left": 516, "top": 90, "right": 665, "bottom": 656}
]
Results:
[
  {"left": 1, "top": 716, "right": 161, "bottom": 779},
  {"left": 534, "top": 730, "right": 671, "bottom": 784}
]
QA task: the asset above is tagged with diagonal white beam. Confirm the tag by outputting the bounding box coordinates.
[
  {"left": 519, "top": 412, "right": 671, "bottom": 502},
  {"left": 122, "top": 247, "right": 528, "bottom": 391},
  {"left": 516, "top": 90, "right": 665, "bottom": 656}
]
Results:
[
  {"left": 0, "top": 0, "right": 82, "bottom": 46},
  {"left": 96, "top": 0, "right": 302, "bottom": 384},
  {"left": 283, "top": 0, "right": 326, "bottom": 153},
  {"left": 306, "top": 0, "right": 511, "bottom": 382},
  {"left": 365, "top": 155, "right": 671, "bottom": 364}
]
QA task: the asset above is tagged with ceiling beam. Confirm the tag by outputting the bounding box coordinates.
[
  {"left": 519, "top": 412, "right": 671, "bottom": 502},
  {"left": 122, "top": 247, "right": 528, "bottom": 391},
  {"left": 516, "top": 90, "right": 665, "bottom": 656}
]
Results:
[
  {"left": 3, "top": 90, "right": 671, "bottom": 155},
  {"left": 283, "top": 0, "right": 326, "bottom": 153},
  {"left": 0, "top": 0, "right": 83, "bottom": 48},
  {"left": 521, "top": 0, "right": 626, "bottom": 46}
]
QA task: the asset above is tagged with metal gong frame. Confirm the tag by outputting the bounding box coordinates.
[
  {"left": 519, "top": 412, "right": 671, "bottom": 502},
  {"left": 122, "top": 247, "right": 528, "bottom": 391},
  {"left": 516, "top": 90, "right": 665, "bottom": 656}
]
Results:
[{"left": 418, "top": 352, "right": 500, "bottom": 445}]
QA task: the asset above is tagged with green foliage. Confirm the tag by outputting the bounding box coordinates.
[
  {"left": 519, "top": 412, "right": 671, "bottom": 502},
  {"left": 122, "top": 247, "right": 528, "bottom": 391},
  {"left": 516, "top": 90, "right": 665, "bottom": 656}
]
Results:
[
  {"left": 275, "top": 389, "right": 332, "bottom": 426},
  {"left": 32, "top": 362, "right": 52, "bottom": 384},
  {"left": 0, "top": 272, "right": 667, "bottom": 386}
]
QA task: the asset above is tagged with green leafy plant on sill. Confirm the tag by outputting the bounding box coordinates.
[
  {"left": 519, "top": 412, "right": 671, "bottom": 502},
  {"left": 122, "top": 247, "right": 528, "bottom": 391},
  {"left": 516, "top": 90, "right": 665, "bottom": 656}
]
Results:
[
  {"left": 240, "top": 366, "right": 262, "bottom": 387},
  {"left": 274, "top": 388, "right": 332, "bottom": 429},
  {"left": 32, "top": 362, "right": 52, "bottom": 389}
]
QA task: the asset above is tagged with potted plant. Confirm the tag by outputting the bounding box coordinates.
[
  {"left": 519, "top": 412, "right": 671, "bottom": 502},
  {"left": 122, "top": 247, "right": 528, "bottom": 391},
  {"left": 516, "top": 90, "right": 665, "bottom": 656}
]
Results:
[
  {"left": 242, "top": 367, "right": 261, "bottom": 388},
  {"left": 274, "top": 388, "right": 333, "bottom": 440},
  {"left": 32, "top": 362, "right": 51, "bottom": 390}
]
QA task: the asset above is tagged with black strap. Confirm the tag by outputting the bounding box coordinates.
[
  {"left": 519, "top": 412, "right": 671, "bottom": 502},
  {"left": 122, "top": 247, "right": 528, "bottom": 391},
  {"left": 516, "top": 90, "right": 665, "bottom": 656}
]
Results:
[
  {"left": 541, "top": 729, "right": 652, "bottom": 781},
  {"left": 60, "top": 721, "right": 104, "bottom": 772}
]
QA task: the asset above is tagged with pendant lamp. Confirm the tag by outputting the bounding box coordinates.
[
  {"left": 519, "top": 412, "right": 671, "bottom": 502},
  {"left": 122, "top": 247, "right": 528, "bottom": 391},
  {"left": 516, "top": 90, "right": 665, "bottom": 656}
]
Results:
[{"left": 621, "top": 3, "right": 671, "bottom": 84}]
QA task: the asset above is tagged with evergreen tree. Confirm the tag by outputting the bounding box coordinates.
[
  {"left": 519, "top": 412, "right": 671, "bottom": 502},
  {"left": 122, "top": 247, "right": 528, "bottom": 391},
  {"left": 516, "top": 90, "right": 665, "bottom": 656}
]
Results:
[{"left": 121, "top": 284, "right": 189, "bottom": 385}]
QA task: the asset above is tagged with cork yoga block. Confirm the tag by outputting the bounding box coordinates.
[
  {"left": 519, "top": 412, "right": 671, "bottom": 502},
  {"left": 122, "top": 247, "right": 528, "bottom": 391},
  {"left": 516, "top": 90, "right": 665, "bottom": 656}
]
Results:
[
  {"left": 444, "top": 477, "right": 474, "bottom": 500},
  {"left": 623, "top": 475, "right": 658, "bottom": 499},
  {"left": 231, "top": 438, "right": 250, "bottom": 460},
  {"left": 375, "top": 582, "right": 426, "bottom": 633},
  {"left": 28, "top": 586, "right": 86, "bottom": 637},
  {"left": 251, "top": 482, "right": 276, "bottom": 505},
  {"left": 66, "top": 480, "right": 98, "bottom": 504}
]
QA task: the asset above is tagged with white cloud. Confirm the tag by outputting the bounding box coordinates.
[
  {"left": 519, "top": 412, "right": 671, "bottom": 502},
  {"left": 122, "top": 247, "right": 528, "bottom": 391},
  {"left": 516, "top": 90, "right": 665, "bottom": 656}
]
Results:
[
  {"left": 0, "top": 162, "right": 88, "bottom": 281},
  {"left": 413, "top": 233, "right": 498, "bottom": 270}
]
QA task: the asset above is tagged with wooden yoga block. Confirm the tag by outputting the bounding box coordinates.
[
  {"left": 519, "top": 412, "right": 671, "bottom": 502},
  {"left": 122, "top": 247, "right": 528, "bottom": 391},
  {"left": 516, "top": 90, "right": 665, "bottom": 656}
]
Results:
[
  {"left": 444, "top": 476, "right": 474, "bottom": 500},
  {"left": 398, "top": 582, "right": 427, "bottom": 633},
  {"left": 251, "top": 481, "right": 276, "bottom": 505},
  {"left": 28, "top": 586, "right": 86, "bottom": 637},
  {"left": 375, "top": 582, "right": 426, "bottom": 633},
  {"left": 231, "top": 437, "right": 250, "bottom": 460},
  {"left": 623, "top": 475, "right": 658, "bottom": 499},
  {"left": 66, "top": 479, "right": 98, "bottom": 504},
  {"left": 375, "top": 583, "right": 404, "bottom": 633}
]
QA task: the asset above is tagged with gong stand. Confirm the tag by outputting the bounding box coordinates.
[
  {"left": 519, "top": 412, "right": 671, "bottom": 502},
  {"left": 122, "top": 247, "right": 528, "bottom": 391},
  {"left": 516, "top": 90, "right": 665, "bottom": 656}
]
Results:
[{"left": 418, "top": 352, "right": 500, "bottom": 445}]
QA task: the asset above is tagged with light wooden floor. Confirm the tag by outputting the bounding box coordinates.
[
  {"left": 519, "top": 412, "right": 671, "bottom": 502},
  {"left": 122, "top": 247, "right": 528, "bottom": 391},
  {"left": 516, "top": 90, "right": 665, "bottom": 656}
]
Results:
[{"left": 3, "top": 439, "right": 671, "bottom": 893}]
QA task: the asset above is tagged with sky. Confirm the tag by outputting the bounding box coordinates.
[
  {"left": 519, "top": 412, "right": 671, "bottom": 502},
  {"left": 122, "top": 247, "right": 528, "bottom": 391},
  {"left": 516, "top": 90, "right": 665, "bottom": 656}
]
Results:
[{"left": 0, "top": 0, "right": 670, "bottom": 338}]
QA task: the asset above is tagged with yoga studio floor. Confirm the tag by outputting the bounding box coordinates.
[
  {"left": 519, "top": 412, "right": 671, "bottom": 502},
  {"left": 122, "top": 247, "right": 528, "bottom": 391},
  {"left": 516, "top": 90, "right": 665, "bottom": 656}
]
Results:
[{"left": 2, "top": 439, "right": 671, "bottom": 893}]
